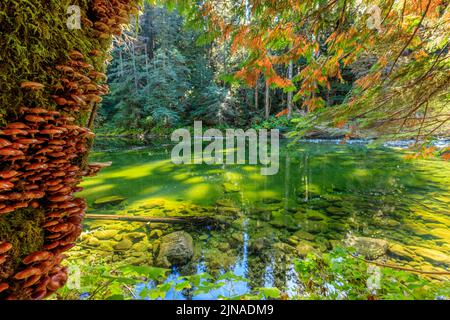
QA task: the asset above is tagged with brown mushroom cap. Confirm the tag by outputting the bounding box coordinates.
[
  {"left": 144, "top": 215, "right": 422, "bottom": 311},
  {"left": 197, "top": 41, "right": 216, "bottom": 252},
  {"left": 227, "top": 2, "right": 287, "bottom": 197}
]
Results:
[
  {"left": 6, "top": 122, "right": 30, "bottom": 130},
  {"left": 0, "top": 129, "right": 28, "bottom": 136},
  {"left": 23, "top": 251, "right": 53, "bottom": 265},
  {"left": 0, "top": 148, "right": 24, "bottom": 157},
  {"left": 14, "top": 267, "right": 42, "bottom": 280},
  {"left": 0, "top": 138, "right": 12, "bottom": 148},
  {"left": 0, "top": 242, "right": 13, "bottom": 254},
  {"left": 24, "top": 115, "right": 46, "bottom": 123},
  {"left": 0, "top": 283, "right": 9, "bottom": 293},
  {"left": 20, "top": 81, "right": 45, "bottom": 90},
  {"left": 0, "top": 170, "right": 19, "bottom": 179},
  {"left": 27, "top": 108, "right": 49, "bottom": 114}
]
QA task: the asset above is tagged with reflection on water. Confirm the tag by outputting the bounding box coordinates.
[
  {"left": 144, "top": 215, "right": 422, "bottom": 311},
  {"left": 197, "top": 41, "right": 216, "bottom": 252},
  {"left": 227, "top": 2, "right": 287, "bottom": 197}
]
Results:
[{"left": 67, "top": 140, "right": 450, "bottom": 299}]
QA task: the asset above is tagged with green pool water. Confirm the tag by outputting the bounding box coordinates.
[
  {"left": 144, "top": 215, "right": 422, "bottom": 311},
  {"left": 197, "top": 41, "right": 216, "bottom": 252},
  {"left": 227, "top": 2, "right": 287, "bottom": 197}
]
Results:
[{"left": 64, "top": 139, "right": 450, "bottom": 299}]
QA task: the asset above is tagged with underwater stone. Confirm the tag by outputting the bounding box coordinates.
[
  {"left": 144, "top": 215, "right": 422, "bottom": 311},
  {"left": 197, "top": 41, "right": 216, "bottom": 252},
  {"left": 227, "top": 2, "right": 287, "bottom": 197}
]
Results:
[
  {"left": 262, "top": 198, "right": 282, "bottom": 204},
  {"left": 149, "top": 229, "right": 163, "bottom": 239},
  {"left": 299, "top": 221, "right": 327, "bottom": 234},
  {"left": 93, "top": 196, "right": 126, "bottom": 208},
  {"left": 293, "top": 230, "right": 316, "bottom": 241},
  {"left": 156, "top": 231, "right": 194, "bottom": 268},
  {"left": 305, "top": 209, "right": 327, "bottom": 221},
  {"left": 273, "top": 242, "right": 296, "bottom": 254},
  {"left": 430, "top": 228, "right": 450, "bottom": 242},
  {"left": 325, "top": 206, "right": 345, "bottom": 215},
  {"left": 346, "top": 236, "right": 389, "bottom": 260},
  {"left": 132, "top": 241, "right": 152, "bottom": 252},
  {"left": 222, "top": 182, "right": 240, "bottom": 193},
  {"left": 409, "top": 246, "right": 450, "bottom": 266},
  {"left": 287, "top": 236, "right": 299, "bottom": 246},
  {"left": 141, "top": 199, "right": 166, "bottom": 209},
  {"left": 217, "top": 207, "right": 240, "bottom": 216},
  {"left": 388, "top": 243, "right": 416, "bottom": 261},
  {"left": 215, "top": 199, "right": 236, "bottom": 207},
  {"left": 114, "top": 239, "right": 133, "bottom": 251},
  {"left": 249, "top": 237, "right": 270, "bottom": 254},
  {"left": 85, "top": 236, "right": 101, "bottom": 247},
  {"left": 252, "top": 209, "right": 272, "bottom": 221},
  {"left": 230, "top": 232, "right": 244, "bottom": 247},
  {"left": 217, "top": 242, "right": 230, "bottom": 251},
  {"left": 124, "top": 232, "right": 146, "bottom": 241},
  {"left": 92, "top": 229, "right": 119, "bottom": 240},
  {"left": 295, "top": 243, "right": 316, "bottom": 257}
]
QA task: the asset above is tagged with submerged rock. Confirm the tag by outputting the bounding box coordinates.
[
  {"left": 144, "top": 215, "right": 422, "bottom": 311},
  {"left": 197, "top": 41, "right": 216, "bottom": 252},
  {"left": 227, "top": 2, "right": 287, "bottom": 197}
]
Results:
[
  {"left": 93, "top": 196, "right": 126, "bottom": 208},
  {"left": 92, "top": 229, "right": 119, "bottom": 240},
  {"left": 114, "top": 238, "right": 133, "bottom": 251},
  {"left": 229, "top": 232, "right": 244, "bottom": 248},
  {"left": 141, "top": 199, "right": 165, "bottom": 209},
  {"left": 249, "top": 237, "right": 270, "bottom": 254},
  {"left": 346, "top": 236, "right": 389, "bottom": 260},
  {"left": 156, "top": 231, "right": 194, "bottom": 267},
  {"left": 305, "top": 209, "right": 327, "bottom": 221},
  {"left": 295, "top": 242, "right": 316, "bottom": 257},
  {"left": 293, "top": 230, "right": 316, "bottom": 241},
  {"left": 223, "top": 182, "right": 240, "bottom": 193},
  {"left": 273, "top": 242, "right": 296, "bottom": 254},
  {"left": 410, "top": 246, "right": 450, "bottom": 266},
  {"left": 149, "top": 229, "right": 163, "bottom": 239},
  {"left": 388, "top": 243, "right": 416, "bottom": 261},
  {"left": 262, "top": 198, "right": 282, "bottom": 204},
  {"left": 430, "top": 228, "right": 450, "bottom": 242}
]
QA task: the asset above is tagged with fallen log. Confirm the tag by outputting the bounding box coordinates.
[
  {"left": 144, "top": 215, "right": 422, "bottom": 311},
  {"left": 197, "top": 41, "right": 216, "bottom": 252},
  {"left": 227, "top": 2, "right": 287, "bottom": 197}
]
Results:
[{"left": 85, "top": 214, "right": 221, "bottom": 225}]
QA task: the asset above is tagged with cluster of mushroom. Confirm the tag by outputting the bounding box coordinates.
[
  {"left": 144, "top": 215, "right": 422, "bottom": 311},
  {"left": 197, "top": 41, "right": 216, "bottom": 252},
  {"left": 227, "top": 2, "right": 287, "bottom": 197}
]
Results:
[
  {"left": 10, "top": 250, "right": 68, "bottom": 300},
  {"left": 0, "top": 107, "right": 95, "bottom": 299},
  {"left": 87, "top": 0, "right": 139, "bottom": 39},
  {"left": 51, "top": 50, "right": 108, "bottom": 113},
  {"left": 0, "top": 242, "right": 13, "bottom": 293}
]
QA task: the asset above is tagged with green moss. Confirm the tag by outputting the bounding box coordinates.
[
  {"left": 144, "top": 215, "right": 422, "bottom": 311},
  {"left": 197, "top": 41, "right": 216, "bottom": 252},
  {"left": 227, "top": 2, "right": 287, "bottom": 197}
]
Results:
[
  {"left": 0, "top": 207, "right": 45, "bottom": 279},
  {"left": 0, "top": 0, "right": 106, "bottom": 125}
]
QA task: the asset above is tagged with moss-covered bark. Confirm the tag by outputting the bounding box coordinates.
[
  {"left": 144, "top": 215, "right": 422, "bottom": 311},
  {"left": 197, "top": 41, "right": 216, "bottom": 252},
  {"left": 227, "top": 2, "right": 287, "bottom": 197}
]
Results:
[{"left": 0, "top": 0, "right": 141, "bottom": 300}]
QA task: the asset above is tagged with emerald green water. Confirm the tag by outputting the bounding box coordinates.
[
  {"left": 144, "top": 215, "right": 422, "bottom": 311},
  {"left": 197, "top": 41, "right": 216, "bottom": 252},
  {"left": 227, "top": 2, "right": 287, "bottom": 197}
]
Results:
[{"left": 65, "top": 140, "right": 450, "bottom": 299}]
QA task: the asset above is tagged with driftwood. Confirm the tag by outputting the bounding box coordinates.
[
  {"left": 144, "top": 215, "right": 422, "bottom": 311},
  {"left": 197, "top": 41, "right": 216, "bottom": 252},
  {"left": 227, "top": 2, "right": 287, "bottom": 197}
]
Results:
[{"left": 85, "top": 214, "right": 221, "bottom": 225}]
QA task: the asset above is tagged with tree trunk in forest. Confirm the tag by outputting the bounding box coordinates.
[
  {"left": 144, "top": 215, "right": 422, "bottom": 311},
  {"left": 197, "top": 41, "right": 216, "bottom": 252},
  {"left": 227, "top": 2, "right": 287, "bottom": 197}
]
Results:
[
  {"left": 265, "top": 81, "right": 270, "bottom": 120},
  {"left": 287, "top": 60, "right": 293, "bottom": 119},
  {"left": 255, "top": 78, "right": 259, "bottom": 112}
]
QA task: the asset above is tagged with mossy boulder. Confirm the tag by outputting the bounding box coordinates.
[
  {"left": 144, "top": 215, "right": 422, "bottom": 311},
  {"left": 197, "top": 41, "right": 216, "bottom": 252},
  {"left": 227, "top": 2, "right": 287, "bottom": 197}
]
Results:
[
  {"left": 92, "top": 229, "right": 119, "bottom": 240},
  {"left": 149, "top": 229, "right": 163, "bottom": 239},
  {"left": 229, "top": 232, "right": 244, "bottom": 248},
  {"left": 346, "top": 236, "right": 389, "bottom": 260},
  {"left": 273, "top": 242, "right": 296, "bottom": 254},
  {"left": 293, "top": 230, "right": 316, "bottom": 241},
  {"left": 155, "top": 231, "right": 194, "bottom": 268},
  {"left": 305, "top": 209, "right": 327, "bottom": 221},
  {"left": 124, "top": 232, "right": 146, "bottom": 241},
  {"left": 295, "top": 242, "right": 316, "bottom": 257},
  {"left": 325, "top": 206, "right": 345, "bottom": 215},
  {"left": 114, "top": 239, "right": 133, "bottom": 251},
  {"left": 217, "top": 206, "right": 240, "bottom": 216}
]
